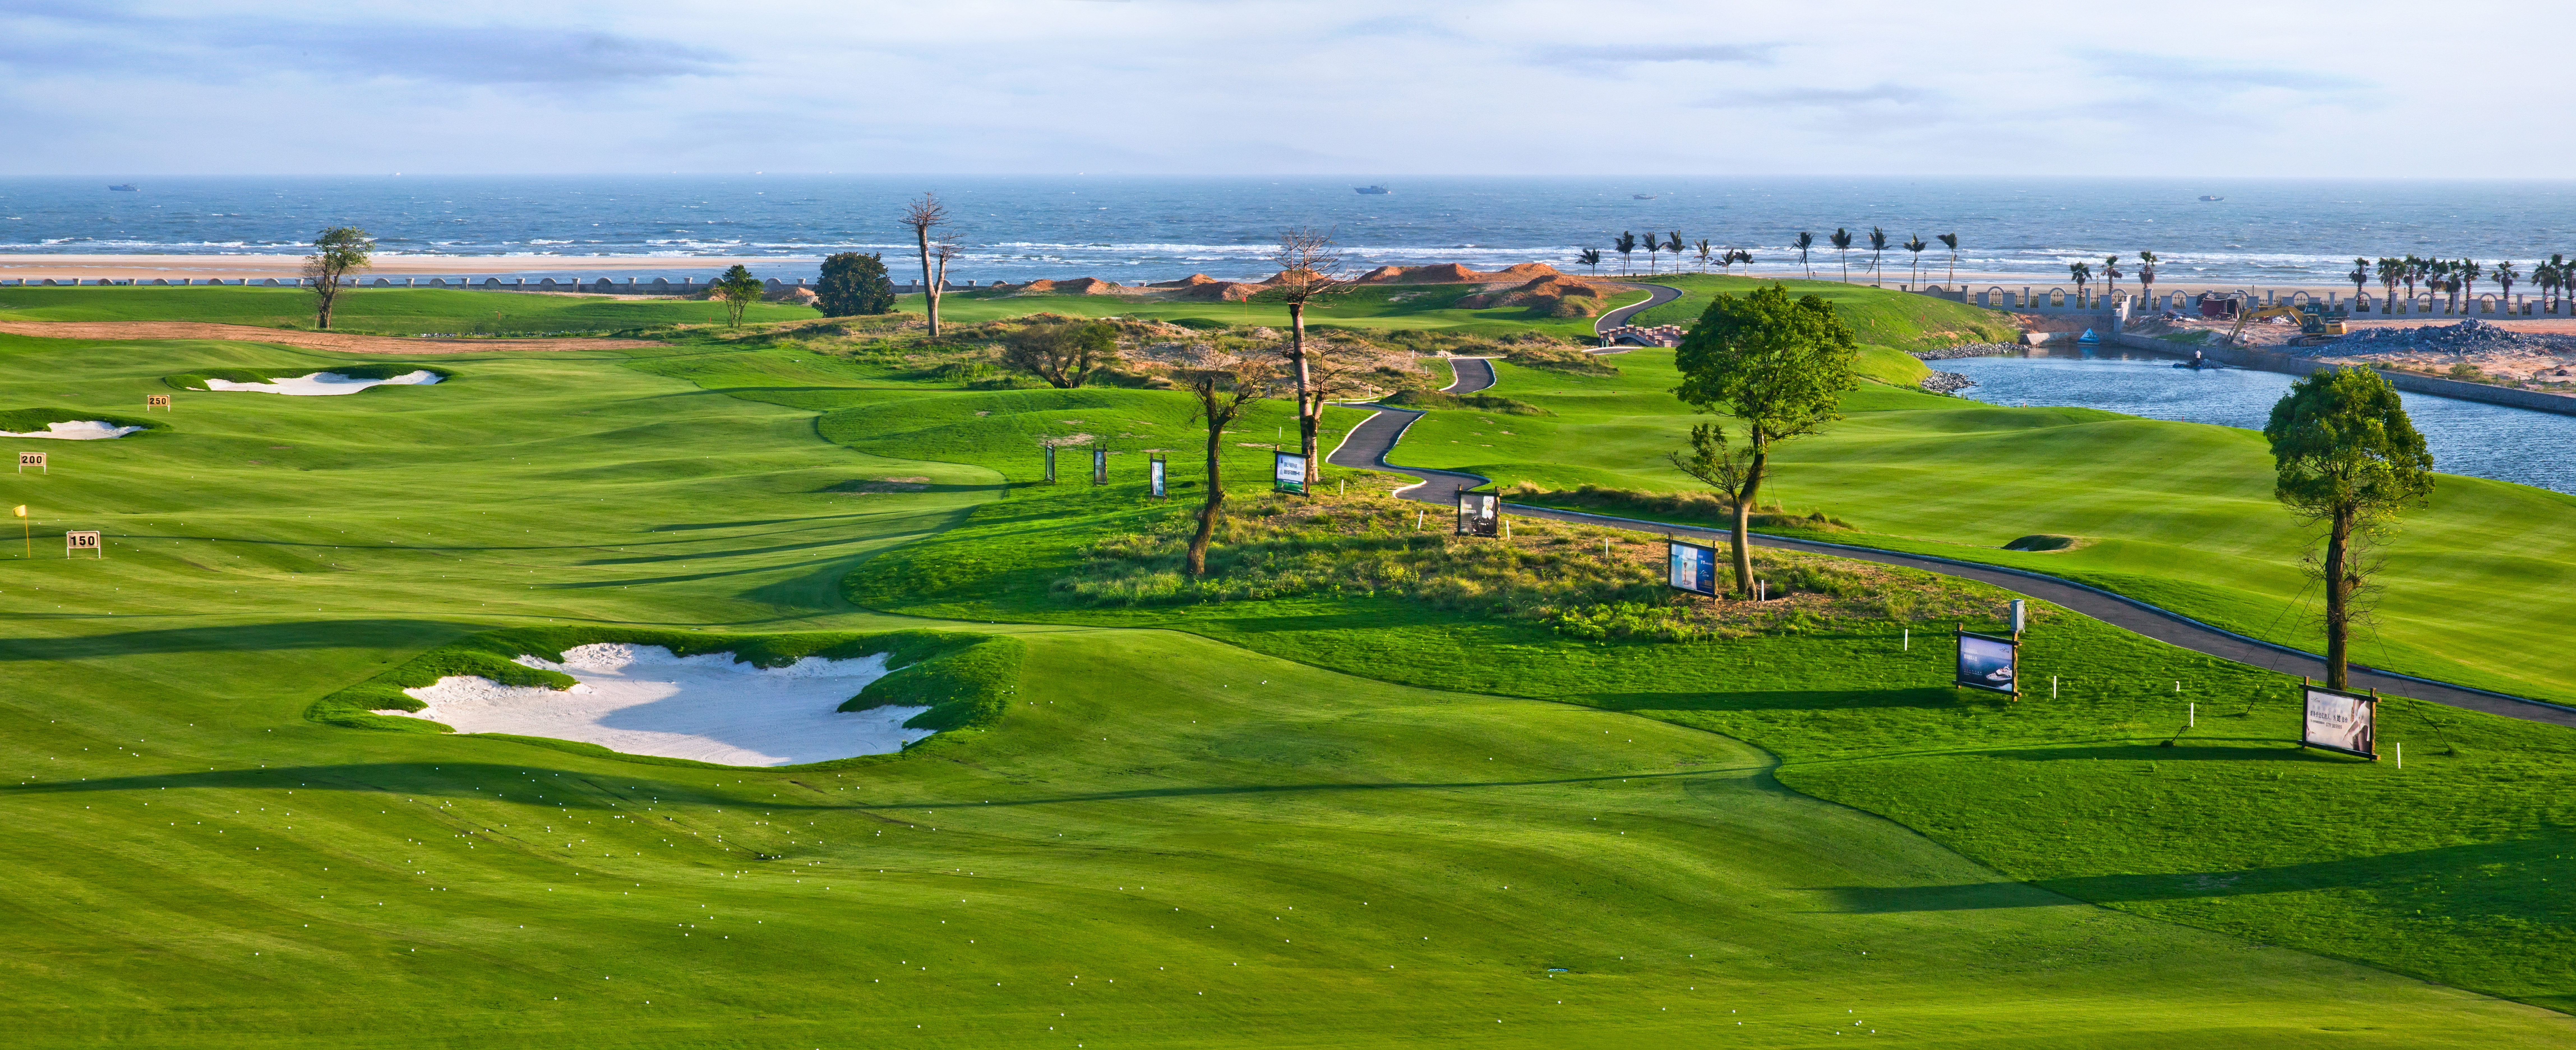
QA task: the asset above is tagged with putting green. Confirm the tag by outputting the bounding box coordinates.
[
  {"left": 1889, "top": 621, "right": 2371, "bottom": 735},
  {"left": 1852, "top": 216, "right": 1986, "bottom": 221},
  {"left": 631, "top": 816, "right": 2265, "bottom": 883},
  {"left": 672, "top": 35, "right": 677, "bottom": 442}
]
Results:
[{"left": 3, "top": 329, "right": 2569, "bottom": 1045}]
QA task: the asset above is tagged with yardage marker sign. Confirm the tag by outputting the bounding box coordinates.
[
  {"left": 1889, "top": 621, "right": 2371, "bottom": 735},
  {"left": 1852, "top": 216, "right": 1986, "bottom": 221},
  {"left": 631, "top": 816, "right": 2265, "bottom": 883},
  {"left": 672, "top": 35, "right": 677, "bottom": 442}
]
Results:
[
  {"left": 147, "top": 395, "right": 172, "bottom": 411},
  {"left": 66, "top": 530, "right": 101, "bottom": 558},
  {"left": 17, "top": 451, "right": 43, "bottom": 474}
]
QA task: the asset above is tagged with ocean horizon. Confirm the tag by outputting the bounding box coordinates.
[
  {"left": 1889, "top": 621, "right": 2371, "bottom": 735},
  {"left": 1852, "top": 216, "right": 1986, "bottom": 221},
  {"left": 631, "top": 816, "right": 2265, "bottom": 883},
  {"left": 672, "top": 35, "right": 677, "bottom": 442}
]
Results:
[{"left": 9, "top": 175, "right": 2576, "bottom": 286}]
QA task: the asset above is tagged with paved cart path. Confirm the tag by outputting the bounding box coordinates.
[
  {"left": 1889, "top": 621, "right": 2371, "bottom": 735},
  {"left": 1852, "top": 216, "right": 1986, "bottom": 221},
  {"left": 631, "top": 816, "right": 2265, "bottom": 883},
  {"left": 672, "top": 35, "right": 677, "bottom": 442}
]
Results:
[
  {"left": 1324, "top": 374, "right": 2576, "bottom": 730},
  {"left": 1596, "top": 283, "right": 1683, "bottom": 337}
]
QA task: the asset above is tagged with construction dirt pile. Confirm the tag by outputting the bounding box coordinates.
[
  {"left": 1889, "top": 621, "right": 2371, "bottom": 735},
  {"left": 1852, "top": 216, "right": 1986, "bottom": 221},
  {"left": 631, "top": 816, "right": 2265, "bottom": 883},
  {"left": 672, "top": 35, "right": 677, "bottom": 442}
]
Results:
[{"left": 2310, "top": 319, "right": 2576, "bottom": 389}]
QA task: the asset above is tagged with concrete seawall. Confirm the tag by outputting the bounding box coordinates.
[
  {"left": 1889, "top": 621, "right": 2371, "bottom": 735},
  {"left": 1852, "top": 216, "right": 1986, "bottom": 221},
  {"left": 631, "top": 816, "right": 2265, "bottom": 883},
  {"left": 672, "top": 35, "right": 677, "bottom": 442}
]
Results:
[{"left": 2106, "top": 331, "right": 2576, "bottom": 418}]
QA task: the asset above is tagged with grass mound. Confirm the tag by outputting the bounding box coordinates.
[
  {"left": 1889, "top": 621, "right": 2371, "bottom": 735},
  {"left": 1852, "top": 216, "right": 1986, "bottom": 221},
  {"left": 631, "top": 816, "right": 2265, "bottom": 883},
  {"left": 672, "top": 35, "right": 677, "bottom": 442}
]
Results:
[
  {"left": 164, "top": 363, "right": 454, "bottom": 390},
  {"left": 1379, "top": 388, "right": 1548, "bottom": 415},
  {"left": 312, "top": 625, "right": 1021, "bottom": 748},
  {"left": 0, "top": 406, "right": 167, "bottom": 435},
  {"left": 1628, "top": 275, "right": 2020, "bottom": 351},
  {"left": 1499, "top": 480, "right": 1850, "bottom": 532}
]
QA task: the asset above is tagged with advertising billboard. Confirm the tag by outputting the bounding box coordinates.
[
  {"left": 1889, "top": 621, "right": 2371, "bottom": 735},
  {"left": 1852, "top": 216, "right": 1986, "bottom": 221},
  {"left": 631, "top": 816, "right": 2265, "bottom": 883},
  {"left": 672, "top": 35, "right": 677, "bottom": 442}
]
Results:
[
  {"left": 1149, "top": 455, "right": 1167, "bottom": 499},
  {"left": 2302, "top": 687, "right": 2378, "bottom": 758},
  {"left": 1274, "top": 451, "right": 1307, "bottom": 494},
  {"left": 1667, "top": 540, "right": 1719, "bottom": 596},
  {"left": 1456, "top": 490, "right": 1499, "bottom": 537},
  {"left": 1092, "top": 444, "right": 1109, "bottom": 486},
  {"left": 1955, "top": 631, "right": 2018, "bottom": 695}
]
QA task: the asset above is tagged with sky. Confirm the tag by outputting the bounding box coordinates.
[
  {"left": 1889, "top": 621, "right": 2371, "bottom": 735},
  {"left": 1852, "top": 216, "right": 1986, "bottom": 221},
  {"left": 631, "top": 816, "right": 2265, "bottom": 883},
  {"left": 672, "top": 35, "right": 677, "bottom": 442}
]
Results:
[{"left": 3, "top": 0, "right": 2563, "bottom": 177}]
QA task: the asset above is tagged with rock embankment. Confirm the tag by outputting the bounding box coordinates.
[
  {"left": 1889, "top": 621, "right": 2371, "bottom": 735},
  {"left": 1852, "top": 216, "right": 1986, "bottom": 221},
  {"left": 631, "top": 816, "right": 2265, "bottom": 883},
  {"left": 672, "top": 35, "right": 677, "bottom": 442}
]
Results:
[
  {"left": 1913, "top": 342, "right": 2019, "bottom": 361},
  {"left": 1920, "top": 371, "right": 1975, "bottom": 394},
  {"left": 2315, "top": 318, "right": 2576, "bottom": 357}
]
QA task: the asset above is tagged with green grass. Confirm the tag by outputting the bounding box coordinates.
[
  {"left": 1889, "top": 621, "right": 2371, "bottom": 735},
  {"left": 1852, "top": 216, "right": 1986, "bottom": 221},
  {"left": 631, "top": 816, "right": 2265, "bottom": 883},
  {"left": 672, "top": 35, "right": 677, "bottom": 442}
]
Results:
[
  {"left": 1624, "top": 274, "right": 2019, "bottom": 351},
  {"left": 0, "top": 406, "right": 168, "bottom": 435},
  {"left": 0, "top": 285, "right": 813, "bottom": 335},
  {"left": 8, "top": 288, "right": 2576, "bottom": 1045},
  {"left": 1380, "top": 345, "right": 2576, "bottom": 706}
]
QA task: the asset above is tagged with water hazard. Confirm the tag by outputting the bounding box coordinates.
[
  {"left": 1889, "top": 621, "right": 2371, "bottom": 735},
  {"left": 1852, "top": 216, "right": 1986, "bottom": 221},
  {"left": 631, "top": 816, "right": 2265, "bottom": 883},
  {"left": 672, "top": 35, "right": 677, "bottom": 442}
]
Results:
[{"left": 1940, "top": 349, "right": 2576, "bottom": 494}]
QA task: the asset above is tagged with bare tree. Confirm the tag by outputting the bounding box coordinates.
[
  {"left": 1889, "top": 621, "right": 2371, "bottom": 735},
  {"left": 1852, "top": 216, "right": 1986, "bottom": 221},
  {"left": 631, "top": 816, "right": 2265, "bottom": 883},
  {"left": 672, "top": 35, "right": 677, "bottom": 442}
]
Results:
[
  {"left": 902, "top": 193, "right": 958, "bottom": 337},
  {"left": 302, "top": 226, "right": 374, "bottom": 330},
  {"left": 1254, "top": 227, "right": 1351, "bottom": 491},
  {"left": 1176, "top": 363, "right": 1270, "bottom": 576}
]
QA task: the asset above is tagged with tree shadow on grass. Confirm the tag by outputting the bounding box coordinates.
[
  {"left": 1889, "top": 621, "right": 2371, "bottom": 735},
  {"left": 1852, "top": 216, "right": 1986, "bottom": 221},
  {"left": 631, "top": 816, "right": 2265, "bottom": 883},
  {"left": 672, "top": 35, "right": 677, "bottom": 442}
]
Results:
[
  {"left": 0, "top": 619, "right": 467, "bottom": 662},
  {"left": 1806, "top": 832, "right": 2576, "bottom": 918}
]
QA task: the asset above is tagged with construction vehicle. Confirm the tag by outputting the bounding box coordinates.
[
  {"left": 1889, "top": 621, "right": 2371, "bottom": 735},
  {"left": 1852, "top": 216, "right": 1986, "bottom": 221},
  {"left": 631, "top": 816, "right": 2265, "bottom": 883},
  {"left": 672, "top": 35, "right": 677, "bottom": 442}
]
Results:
[{"left": 2227, "top": 303, "right": 2345, "bottom": 347}]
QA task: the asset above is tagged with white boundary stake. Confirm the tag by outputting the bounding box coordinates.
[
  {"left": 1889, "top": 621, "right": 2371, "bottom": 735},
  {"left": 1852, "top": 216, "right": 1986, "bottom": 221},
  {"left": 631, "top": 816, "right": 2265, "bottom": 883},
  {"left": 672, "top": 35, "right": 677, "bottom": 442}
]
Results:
[{"left": 66, "top": 530, "right": 101, "bottom": 558}]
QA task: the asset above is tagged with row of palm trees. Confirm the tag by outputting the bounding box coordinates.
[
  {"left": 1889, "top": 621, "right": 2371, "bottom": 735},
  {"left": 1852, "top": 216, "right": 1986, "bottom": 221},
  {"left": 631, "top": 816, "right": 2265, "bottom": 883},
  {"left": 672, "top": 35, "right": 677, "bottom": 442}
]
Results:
[
  {"left": 2342, "top": 254, "right": 2576, "bottom": 312},
  {"left": 2064, "top": 252, "right": 2162, "bottom": 302},
  {"left": 1582, "top": 228, "right": 1965, "bottom": 286}
]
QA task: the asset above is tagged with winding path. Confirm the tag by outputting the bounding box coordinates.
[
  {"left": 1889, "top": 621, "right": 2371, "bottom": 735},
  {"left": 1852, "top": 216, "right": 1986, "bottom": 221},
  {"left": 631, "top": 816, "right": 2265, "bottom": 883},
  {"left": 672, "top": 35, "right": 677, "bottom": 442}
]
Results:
[
  {"left": 1325, "top": 366, "right": 2576, "bottom": 729},
  {"left": 1594, "top": 282, "right": 1684, "bottom": 341}
]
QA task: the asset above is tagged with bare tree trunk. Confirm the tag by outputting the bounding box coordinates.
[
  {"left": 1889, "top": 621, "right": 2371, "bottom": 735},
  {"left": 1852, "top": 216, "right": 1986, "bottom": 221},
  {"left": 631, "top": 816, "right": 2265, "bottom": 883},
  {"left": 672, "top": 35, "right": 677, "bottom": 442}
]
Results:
[
  {"left": 1730, "top": 450, "right": 1766, "bottom": 598},
  {"left": 915, "top": 229, "right": 942, "bottom": 337},
  {"left": 1288, "top": 301, "right": 1317, "bottom": 488},
  {"left": 1190, "top": 419, "right": 1225, "bottom": 576},
  {"left": 2324, "top": 505, "right": 2352, "bottom": 690}
]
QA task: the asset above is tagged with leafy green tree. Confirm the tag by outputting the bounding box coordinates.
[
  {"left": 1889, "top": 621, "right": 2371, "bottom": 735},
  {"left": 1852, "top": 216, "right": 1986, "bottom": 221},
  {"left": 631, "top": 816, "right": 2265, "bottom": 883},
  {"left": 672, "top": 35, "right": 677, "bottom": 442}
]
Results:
[
  {"left": 1668, "top": 284, "right": 1860, "bottom": 597},
  {"left": 712, "top": 264, "right": 765, "bottom": 327},
  {"left": 1938, "top": 233, "right": 1960, "bottom": 287},
  {"left": 1866, "top": 227, "right": 1889, "bottom": 285},
  {"left": 1829, "top": 228, "right": 1853, "bottom": 282},
  {"left": 1614, "top": 231, "right": 1638, "bottom": 276},
  {"left": 1793, "top": 231, "right": 1815, "bottom": 279},
  {"left": 1003, "top": 318, "right": 1117, "bottom": 388},
  {"left": 302, "top": 226, "right": 375, "bottom": 330},
  {"left": 2262, "top": 367, "right": 2435, "bottom": 690},
  {"left": 1903, "top": 235, "right": 1929, "bottom": 287},
  {"left": 1577, "top": 247, "right": 1603, "bottom": 276},
  {"left": 814, "top": 252, "right": 897, "bottom": 316}
]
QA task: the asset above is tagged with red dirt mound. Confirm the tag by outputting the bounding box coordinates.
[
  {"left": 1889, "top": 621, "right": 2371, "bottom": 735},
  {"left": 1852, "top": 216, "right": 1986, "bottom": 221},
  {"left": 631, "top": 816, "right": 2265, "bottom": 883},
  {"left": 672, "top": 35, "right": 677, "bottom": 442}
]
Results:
[
  {"left": 1017, "top": 277, "right": 1133, "bottom": 295},
  {"left": 1488, "top": 263, "right": 1567, "bottom": 282},
  {"left": 1392, "top": 263, "right": 1490, "bottom": 284},
  {"left": 1455, "top": 276, "right": 1610, "bottom": 310},
  {"left": 1019, "top": 279, "right": 1061, "bottom": 293},
  {"left": 1177, "top": 281, "right": 1263, "bottom": 302},
  {"left": 1151, "top": 273, "right": 1222, "bottom": 287},
  {"left": 1354, "top": 266, "right": 1412, "bottom": 284}
]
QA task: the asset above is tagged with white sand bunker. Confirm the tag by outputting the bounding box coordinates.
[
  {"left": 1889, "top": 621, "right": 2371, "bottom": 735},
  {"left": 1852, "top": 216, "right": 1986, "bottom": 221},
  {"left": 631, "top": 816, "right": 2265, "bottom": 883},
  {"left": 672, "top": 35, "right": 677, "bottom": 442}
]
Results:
[
  {"left": 387, "top": 643, "right": 931, "bottom": 766},
  {"left": 201, "top": 370, "right": 442, "bottom": 396},
  {"left": 0, "top": 420, "right": 145, "bottom": 439}
]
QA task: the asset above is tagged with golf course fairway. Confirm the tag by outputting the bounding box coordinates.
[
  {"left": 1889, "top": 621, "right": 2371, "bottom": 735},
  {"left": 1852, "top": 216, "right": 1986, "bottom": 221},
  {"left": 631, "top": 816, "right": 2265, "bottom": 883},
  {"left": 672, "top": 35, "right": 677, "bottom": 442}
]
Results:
[{"left": 2, "top": 307, "right": 2573, "bottom": 1047}]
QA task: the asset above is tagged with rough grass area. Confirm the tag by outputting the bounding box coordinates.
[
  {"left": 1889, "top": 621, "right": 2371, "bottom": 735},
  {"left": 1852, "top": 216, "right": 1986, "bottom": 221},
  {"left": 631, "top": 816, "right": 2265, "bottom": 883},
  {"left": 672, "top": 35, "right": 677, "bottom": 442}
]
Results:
[
  {"left": 163, "top": 363, "right": 454, "bottom": 390},
  {"left": 0, "top": 406, "right": 167, "bottom": 434},
  {"left": 1052, "top": 490, "right": 1979, "bottom": 641},
  {"left": 1499, "top": 480, "right": 1850, "bottom": 533},
  {"left": 311, "top": 626, "right": 1021, "bottom": 748},
  {"left": 1379, "top": 388, "right": 1548, "bottom": 414}
]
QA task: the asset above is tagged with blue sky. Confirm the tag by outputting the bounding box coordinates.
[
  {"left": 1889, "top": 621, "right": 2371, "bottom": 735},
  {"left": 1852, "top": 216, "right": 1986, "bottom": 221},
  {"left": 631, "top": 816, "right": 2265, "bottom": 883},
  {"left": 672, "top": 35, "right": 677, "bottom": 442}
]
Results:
[{"left": 1, "top": 0, "right": 2556, "bottom": 176}]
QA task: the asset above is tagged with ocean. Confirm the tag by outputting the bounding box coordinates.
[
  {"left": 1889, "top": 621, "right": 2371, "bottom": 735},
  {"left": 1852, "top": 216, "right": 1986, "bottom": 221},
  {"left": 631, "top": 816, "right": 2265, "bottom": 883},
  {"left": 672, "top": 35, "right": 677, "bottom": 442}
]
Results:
[{"left": 7, "top": 176, "right": 2576, "bottom": 285}]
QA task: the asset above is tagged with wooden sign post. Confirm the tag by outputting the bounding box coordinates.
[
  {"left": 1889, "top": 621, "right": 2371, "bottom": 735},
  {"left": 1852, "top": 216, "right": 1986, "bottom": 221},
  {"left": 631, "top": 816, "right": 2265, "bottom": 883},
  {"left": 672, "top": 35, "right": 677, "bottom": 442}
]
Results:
[
  {"left": 147, "top": 394, "right": 172, "bottom": 411},
  {"left": 66, "top": 530, "right": 101, "bottom": 559},
  {"left": 17, "top": 451, "right": 44, "bottom": 475}
]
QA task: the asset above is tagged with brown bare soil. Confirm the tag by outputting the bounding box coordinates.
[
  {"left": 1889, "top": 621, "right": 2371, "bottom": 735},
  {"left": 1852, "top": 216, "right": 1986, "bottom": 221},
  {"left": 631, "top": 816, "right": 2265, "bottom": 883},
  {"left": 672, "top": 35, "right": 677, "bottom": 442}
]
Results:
[{"left": 0, "top": 321, "right": 666, "bottom": 353}]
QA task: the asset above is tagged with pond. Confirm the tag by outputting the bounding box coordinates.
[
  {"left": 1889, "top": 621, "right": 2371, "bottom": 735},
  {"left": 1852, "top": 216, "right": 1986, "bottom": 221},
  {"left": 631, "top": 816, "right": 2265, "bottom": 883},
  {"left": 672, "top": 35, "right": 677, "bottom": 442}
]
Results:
[{"left": 1939, "top": 349, "right": 2576, "bottom": 494}]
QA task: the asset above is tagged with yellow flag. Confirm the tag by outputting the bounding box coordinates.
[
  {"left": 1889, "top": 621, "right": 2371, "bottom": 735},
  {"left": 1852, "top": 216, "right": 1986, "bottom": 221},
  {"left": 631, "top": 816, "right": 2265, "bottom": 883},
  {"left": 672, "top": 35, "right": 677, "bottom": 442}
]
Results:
[{"left": 10, "top": 506, "right": 23, "bottom": 517}]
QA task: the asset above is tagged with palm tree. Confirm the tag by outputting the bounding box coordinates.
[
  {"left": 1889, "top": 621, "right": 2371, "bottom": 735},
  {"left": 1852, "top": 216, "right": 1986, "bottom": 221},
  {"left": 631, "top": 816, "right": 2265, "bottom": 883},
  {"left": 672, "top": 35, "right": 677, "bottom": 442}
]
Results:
[
  {"left": 1794, "top": 231, "right": 1816, "bottom": 279},
  {"left": 1829, "top": 228, "right": 1853, "bottom": 282},
  {"left": 1668, "top": 231, "right": 1686, "bottom": 275},
  {"left": 2496, "top": 260, "right": 2518, "bottom": 308},
  {"left": 1614, "top": 231, "right": 1637, "bottom": 276},
  {"left": 1937, "top": 233, "right": 1960, "bottom": 287},
  {"left": 2400, "top": 255, "right": 2423, "bottom": 306},
  {"left": 2068, "top": 261, "right": 2091, "bottom": 301},
  {"left": 1643, "top": 234, "right": 1661, "bottom": 275},
  {"left": 2138, "top": 250, "right": 2159, "bottom": 305},
  {"left": 2460, "top": 259, "right": 2482, "bottom": 311},
  {"left": 2375, "top": 257, "right": 2402, "bottom": 314},
  {"left": 2102, "top": 254, "right": 2122, "bottom": 299},
  {"left": 2348, "top": 257, "right": 2370, "bottom": 306},
  {"left": 2540, "top": 254, "right": 2565, "bottom": 311},
  {"left": 1903, "top": 235, "right": 1930, "bottom": 288},
  {"left": 1866, "top": 227, "right": 1889, "bottom": 286},
  {"left": 1577, "top": 248, "right": 1602, "bottom": 276},
  {"left": 1729, "top": 248, "right": 1753, "bottom": 272}
]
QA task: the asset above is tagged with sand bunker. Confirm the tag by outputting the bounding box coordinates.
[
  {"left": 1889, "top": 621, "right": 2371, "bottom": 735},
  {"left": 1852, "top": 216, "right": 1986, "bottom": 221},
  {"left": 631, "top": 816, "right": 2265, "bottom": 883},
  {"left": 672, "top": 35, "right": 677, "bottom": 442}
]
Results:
[
  {"left": 201, "top": 370, "right": 442, "bottom": 395},
  {"left": 386, "top": 643, "right": 931, "bottom": 766},
  {"left": 0, "top": 420, "right": 145, "bottom": 439}
]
